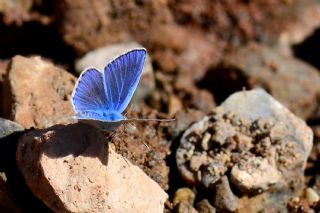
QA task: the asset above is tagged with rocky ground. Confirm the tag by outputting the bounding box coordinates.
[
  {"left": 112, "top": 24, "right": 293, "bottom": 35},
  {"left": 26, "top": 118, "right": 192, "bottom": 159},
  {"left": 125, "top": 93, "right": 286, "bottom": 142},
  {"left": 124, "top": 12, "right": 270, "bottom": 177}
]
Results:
[{"left": 1, "top": 0, "right": 320, "bottom": 212}]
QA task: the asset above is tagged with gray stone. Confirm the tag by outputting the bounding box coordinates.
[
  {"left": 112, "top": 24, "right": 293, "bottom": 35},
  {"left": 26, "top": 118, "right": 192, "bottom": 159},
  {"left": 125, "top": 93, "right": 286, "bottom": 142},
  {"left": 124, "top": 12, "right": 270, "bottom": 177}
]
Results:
[
  {"left": 176, "top": 88, "right": 313, "bottom": 212},
  {"left": 0, "top": 118, "right": 23, "bottom": 138}
]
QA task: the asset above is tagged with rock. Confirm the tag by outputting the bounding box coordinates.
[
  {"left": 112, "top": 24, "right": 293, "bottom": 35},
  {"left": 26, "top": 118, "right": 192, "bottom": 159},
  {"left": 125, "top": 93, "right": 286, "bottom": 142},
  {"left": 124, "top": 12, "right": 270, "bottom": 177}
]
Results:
[
  {"left": 173, "top": 201, "right": 197, "bottom": 213},
  {"left": 0, "top": 0, "right": 33, "bottom": 25},
  {"left": 276, "top": 1, "right": 320, "bottom": 56},
  {"left": 16, "top": 123, "right": 167, "bottom": 212},
  {"left": 2, "top": 55, "right": 76, "bottom": 129},
  {"left": 0, "top": 117, "right": 51, "bottom": 212},
  {"left": 306, "top": 188, "right": 320, "bottom": 203},
  {"left": 0, "top": 118, "right": 23, "bottom": 213},
  {"left": 196, "top": 199, "right": 216, "bottom": 213},
  {"left": 213, "top": 176, "right": 239, "bottom": 212},
  {"left": 197, "top": 199, "right": 216, "bottom": 213},
  {"left": 204, "top": 43, "right": 320, "bottom": 120},
  {"left": 0, "top": 177, "right": 19, "bottom": 213},
  {"left": 168, "top": 95, "right": 183, "bottom": 116},
  {"left": 230, "top": 157, "right": 284, "bottom": 194},
  {"left": 172, "top": 187, "right": 195, "bottom": 207},
  {"left": 0, "top": 118, "right": 23, "bottom": 139},
  {"left": 176, "top": 88, "right": 313, "bottom": 212},
  {"left": 75, "top": 42, "right": 155, "bottom": 103}
]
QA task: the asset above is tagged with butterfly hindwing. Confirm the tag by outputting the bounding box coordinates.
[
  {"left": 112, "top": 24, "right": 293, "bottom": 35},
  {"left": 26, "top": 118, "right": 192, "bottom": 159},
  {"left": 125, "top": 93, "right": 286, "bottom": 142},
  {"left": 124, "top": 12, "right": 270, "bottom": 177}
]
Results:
[
  {"left": 103, "top": 49, "right": 146, "bottom": 113},
  {"left": 71, "top": 68, "right": 107, "bottom": 114}
]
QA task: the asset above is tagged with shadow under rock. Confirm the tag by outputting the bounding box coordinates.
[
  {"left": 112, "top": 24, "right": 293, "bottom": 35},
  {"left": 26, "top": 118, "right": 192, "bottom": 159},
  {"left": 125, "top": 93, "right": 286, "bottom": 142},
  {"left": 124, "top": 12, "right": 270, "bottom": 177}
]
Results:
[
  {"left": 0, "top": 130, "right": 53, "bottom": 212},
  {"left": 26, "top": 123, "right": 109, "bottom": 166}
]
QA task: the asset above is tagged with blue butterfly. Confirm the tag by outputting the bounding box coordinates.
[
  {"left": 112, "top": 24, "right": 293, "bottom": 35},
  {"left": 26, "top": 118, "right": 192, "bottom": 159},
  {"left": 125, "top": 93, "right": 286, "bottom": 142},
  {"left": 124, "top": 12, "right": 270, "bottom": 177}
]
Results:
[{"left": 71, "top": 49, "right": 148, "bottom": 130}]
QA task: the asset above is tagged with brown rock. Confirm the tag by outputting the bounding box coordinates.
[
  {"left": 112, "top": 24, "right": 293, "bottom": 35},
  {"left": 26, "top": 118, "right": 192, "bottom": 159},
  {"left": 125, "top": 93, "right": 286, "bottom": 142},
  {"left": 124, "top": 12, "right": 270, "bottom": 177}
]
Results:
[
  {"left": 16, "top": 123, "right": 168, "bottom": 212},
  {"left": 3, "top": 55, "right": 76, "bottom": 129},
  {"left": 208, "top": 43, "right": 320, "bottom": 119},
  {"left": 196, "top": 199, "right": 216, "bottom": 213}
]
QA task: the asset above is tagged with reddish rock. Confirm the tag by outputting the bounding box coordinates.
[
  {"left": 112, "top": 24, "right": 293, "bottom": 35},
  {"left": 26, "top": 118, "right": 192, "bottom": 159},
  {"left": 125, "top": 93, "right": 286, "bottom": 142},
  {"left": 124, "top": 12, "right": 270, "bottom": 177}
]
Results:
[
  {"left": 2, "top": 56, "right": 76, "bottom": 129},
  {"left": 207, "top": 43, "right": 320, "bottom": 119},
  {"left": 16, "top": 123, "right": 168, "bottom": 213}
]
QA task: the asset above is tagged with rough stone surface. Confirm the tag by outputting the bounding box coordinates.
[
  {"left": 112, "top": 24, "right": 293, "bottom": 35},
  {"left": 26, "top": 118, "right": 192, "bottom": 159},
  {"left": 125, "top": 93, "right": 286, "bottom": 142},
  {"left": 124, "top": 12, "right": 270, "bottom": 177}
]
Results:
[
  {"left": 2, "top": 55, "right": 76, "bottom": 129},
  {"left": 206, "top": 43, "right": 320, "bottom": 119},
  {"left": 16, "top": 123, "right": 167, "bottom": 213},
  {"left": 196, "top": 199, "right": 216, "bottom": 213},
  {"left": 176, "top": 89, "right": 313, "bottom": 212},
  {"left": 214, "top": 176, "right": 239, "bottom": 212},
  {"left": 230, "top": 157, "right": 284, "bottom": 194},
  {"left": 172, "top": 187, "right": 195, "bottom": 207},
  {"left": 0, "top": 118, "right": 23, "bottom": 139},
  {"left": 75, "top": 42, "right": 155, "bottom": 103}
]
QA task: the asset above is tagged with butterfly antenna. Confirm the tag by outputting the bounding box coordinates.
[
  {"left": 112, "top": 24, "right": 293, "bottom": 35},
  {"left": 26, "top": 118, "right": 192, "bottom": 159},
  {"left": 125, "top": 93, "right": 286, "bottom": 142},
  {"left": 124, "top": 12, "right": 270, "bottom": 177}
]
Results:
[{"left": 125, "top": 121, "right": 151, "bottom": 151}]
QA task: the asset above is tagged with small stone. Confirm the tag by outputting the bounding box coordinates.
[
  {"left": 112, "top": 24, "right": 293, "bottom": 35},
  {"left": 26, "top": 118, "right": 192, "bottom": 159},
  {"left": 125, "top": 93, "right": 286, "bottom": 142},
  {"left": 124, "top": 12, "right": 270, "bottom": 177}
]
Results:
[
  {"left": 196, "top": 199, "right": 216, "bottom": 213},
  {"left": 214, "top": 176, "right": 239, "bottom": 212},
  {"left": 16, "top": 123, "right": 167, "bottom": 212},
  {"left": 230, "top": 157, "right": 283, "bottom": 194},
  {"left": 174, "top": 201, "right": 198, "bottom": 213},
  {"left": 75, "top": 42, "right": 155, "bottom": 103},
  {"left": 306, "top": 188, "right": 320, "bottom": 203},
  {"left": 2, "top": 55, "right": 76, "bottom": 129},
  {"left": 0, "top": 118, "right": 23, "bottom": 139},
  {"left": 201, "top": 160, "right": 228, "bottom": 188},
  {"left": 168, "top": 95, "right": 183, "bottom": 116},
  {"left": 173, "top": 187, "right": 196, "bottom": 207},
  {"left": 201, "top": 132, "right": 211, "bottom": 151},
  {"left": 189, "top": 154, "right": 208, "bottom": 172}
]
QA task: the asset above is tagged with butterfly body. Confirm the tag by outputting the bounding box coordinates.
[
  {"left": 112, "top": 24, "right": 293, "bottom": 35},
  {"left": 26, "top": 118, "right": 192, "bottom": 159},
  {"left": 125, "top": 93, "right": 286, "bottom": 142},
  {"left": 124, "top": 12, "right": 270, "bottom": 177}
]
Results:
[{"left": 71, "top": 49, "right": 146, "bottom": 130}]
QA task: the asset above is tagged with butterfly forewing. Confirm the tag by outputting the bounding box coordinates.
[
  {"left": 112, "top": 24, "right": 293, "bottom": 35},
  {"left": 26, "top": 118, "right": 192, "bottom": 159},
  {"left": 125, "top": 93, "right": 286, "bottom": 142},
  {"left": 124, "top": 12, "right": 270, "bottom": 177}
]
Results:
[
  {"left": 72, "top": 68, "right": 107, "bottom": 113},
  {"left": 103, "top": 49, "right": 146, "bottom": 113}
]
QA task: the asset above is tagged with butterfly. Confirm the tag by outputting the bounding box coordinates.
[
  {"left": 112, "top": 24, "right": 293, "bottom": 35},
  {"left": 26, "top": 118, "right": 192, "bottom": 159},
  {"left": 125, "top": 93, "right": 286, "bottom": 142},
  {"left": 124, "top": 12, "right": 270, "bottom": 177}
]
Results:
[{"left": 71, "top": 48, "right": 173, "bottom": 131}]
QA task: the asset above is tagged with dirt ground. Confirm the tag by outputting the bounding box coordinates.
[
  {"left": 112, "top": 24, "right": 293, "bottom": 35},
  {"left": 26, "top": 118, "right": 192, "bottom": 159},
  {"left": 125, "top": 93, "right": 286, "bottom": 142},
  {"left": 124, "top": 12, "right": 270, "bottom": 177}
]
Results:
[{"left": 1, "top": 0, "right": 320, "bottom": 212}]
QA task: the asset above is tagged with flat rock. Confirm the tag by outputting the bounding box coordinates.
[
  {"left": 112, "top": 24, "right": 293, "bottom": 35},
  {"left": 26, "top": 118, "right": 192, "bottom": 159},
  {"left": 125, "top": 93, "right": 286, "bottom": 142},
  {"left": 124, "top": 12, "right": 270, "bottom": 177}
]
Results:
[
  {"left": 176, "top": 88, "right": 313, "bottom": 212},
  {"left": 16, "top": 123, "right": 167, "bottom": 213},
  {"left": 75, "top": 42, "right": 155, "bottom": 103},
  {"left": 2, "top": 55, "right": 76, "bottom": 129}
]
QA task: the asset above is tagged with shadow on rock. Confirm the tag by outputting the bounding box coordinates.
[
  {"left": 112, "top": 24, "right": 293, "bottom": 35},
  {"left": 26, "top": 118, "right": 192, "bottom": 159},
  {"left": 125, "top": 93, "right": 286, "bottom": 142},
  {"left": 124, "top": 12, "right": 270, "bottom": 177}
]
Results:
[
  {"left": 0, "top": 130, "right": 53, "bottom": 212},
  {"left": 19, "top": 123, "right": 109, "bottom": 166}
]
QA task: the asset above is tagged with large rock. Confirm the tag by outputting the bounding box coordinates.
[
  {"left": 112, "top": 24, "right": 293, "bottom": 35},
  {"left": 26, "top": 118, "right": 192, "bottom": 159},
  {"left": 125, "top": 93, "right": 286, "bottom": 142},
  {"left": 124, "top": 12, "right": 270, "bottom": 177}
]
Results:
[
  {"left": 205, "top": 43, "right": 320, "bottom": 119},
  {"left": 176, "top": 89, "right": 313, "bottom": 212},
  {"left": 16, "top": 123, "right": 168, "bottom": 213},
  {"left": 0, "top": 118, "right": 23, "bottom": 213},
  {"left": 2, "top": 56, "right": 76, "bottom": 129},
  {"left": 75, "top": 42, "right": 155, "bottom": 103}
]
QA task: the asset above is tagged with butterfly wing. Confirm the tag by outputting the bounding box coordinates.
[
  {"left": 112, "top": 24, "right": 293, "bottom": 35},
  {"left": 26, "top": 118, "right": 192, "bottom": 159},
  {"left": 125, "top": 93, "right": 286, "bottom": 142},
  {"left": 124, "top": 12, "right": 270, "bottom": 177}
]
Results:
[
  {"left": 102, "top": 49, "right": 146, "bottom": 113},
  {"left": 71, "top": 68, "right": 107, "bottom": 114}
]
